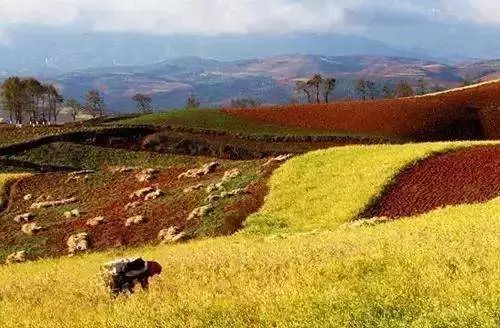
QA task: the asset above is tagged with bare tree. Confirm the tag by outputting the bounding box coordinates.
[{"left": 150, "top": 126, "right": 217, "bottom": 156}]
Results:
[
  {"left": 85, "top": 89, "right": 106, "bottom": 117},
  {"left": 296, "top": 75, "right": 336, "bottom": 104},
  {"left": 132, "top": 93, "right": 153, "bottom": 114},
  {"left": 186, "top": 94, "right": 200, "bottom": 108},
  {"left": 322, "top": 78, "right": 336, "bottom": 103},
  {"left": 394, "top": 81, "right": 415, "bottom": 98},
  {"left": 295, "top": 80, "right": 313, "bottom": 104},
  {"left": 366, "top": 81, "right": 377, "bottom": 100},
  {"left": 382, "top": 85, "right": 393, "bottom": 99},
  {"left": 355, "top": 80, "right": 368, "bottom": 100},
  {"left": 46, "top": 84, "right": 64, "bottom": 123},
  {"left": 66, "top": 98, "right": 82, "bottom": 121},
  {"left": 417, "top": 78, "right": 427, "bottom": 95},
  {"left": 230, "top": 98, "right": 262, "bottom": 108}
]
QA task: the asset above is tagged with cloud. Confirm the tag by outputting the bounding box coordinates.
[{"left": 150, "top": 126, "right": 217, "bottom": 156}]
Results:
[{"left": 0, "top": 0, "right": 498, "bottom": 37}]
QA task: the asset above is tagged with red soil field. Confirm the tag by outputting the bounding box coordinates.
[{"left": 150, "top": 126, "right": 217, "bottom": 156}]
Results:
[
  {"left": 1, "top": 162, "right": 271, "bottom": 258},
  {"left": 363, "top": 145, "right": 500, "bottom": 219},
  {"left": 224, "top": 81, "right": 500, "bottom": 140}
]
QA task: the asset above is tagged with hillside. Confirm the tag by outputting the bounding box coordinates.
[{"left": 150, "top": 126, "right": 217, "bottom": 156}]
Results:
[
  {"left": 0, "top": 141, "right": 498, "bottom": 327},
  {"left": 225, "top": 80, "right": 500, "bottom": 140},
  {"left": 3, "top": 55, "right": 499, "bottom": 112}
]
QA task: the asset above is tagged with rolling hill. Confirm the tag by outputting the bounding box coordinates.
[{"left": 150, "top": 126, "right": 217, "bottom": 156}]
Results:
[{"left": 3, "top": 55, "right": 500, "bottom": 112}]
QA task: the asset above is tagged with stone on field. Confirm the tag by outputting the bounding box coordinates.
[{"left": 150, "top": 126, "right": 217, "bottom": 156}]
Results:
[
  {"left": 158, "top": 227, "right": 187, "bottom": 244},
  {"left": 86, "top": 216, "right": 106, "bottom": 226},
  {"left": 136, "top": 168, "right": 159, "bottom": 182},
  {"left": 64, "top": 209, "right": 81, "bottom": 218},
  {"left": 66, "top": 170, "right": 94, "bottom": 183},
  {"left": 262, "top": 154, "right": 294, "bottom": 167},
  {"left": 21, "top": 222, "right": 43, "bottom": 235},
  {"left": 110, "top": 166, "right": 135, "bottom": 173},
  {"left": 124, "top": 201, "right": 141, "bottom": 211},
  {"left": 68, "top": 170, "right": 95, "bottom": 177},
  {"left": 30, "top": 197, "right": 77, "bottom": 209},
  {"left": 206, "top": 182, "right": 224, "bottom": 194},
  {"left": 144, "top": 189, "right": 164, "bottom": 201},
  {"left": 207, "top": 186, "right": 250, "bottom": 203},
  {"left": 206, "top": 194, "right": 221, "bottom": 203},
  {"left": 222, "top": 168, "right": 241, "bottom": 182},
  {"left": 14, "top": 212, "right": 35, "bottom": 223},
  {"left": 5, "top": 251, "right": 27, "bottom": 265},
  {"left": 125, "top": 215, "right": 146, "bottom": 227},
  {"left": 129, "top": 187, "right": 154, "bottom": 199},
  {"left": 187, "top": 204, "right": 213, "bottom": 221},
  {"left": 183, "top": 183, "right": 204, "bottom": 193},
  {"left": 67, "top": 232, "right": 90, "bottom": 254},
  {"left": 201, "top": 161, "right": 220, "bottom": 175},
  {"left": 178, "top": 161, "right": 221, "bottom": 179}
]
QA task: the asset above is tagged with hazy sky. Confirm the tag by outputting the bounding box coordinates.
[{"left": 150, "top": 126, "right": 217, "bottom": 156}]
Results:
[
  {"left": 0, "top": 0, "right": 499, "bottom": 39},
  {"left": 0, "top": 0, "right": 499, "bottom": 63}
]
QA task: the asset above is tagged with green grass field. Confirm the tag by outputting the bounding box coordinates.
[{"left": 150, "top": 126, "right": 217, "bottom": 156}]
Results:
[
  {"left": 13, "top": 142, "right": 212, "bottom": 170},
  {"left": 116, "top": 109, "right": 331, "bottom": 136},
  {"left": 0, "top": 126, "right": 90, "bottom": 147},
  {"left": 0, "top": 141, "right": 498, "bottom": 327},
  {"left": 0, "top": 173, "right": 30, "bottom": 208}
]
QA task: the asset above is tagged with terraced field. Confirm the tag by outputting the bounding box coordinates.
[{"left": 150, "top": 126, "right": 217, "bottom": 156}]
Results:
[
  {"left": 224, "top": 80, "right": 500, "bottom": 140},
  {"left": 1, "top": 141, "right": 498, "bottom": 327}
]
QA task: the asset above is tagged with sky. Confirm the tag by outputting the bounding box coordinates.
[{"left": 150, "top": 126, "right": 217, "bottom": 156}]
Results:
[
  {"left": 0, "top": 0, "right": 499, "bottom": 64},
  {"left": 0, "top": 0, "right": 499, "bottom": 37}
]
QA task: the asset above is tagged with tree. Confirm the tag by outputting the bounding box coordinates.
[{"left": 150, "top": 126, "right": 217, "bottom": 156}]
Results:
[
  {"left": 322, "top": 78, "right": 336, "bottom": 103},
  {"left": 0, "top": 77, "right": 64, "bottom": 124},
  {"left": 382, "top": 85, "right": 393, "bottom": 99},
  {"left": 355, "top": 80, "right": 368, "bottom": 100},
  {"left": 66, "top": 99, "right": 82, "bottom": 121},
  {"left": 24, "top": 78, "right": 44, "bottom": 122},
  {"left": 417, "top": 78, "right": 427, "bottom": 95},
  {"left": 1, "top": 77, "right": 25, "bottom": 123},
  {"left": 132, "top": 93, "right": 152, "bottom": 114},
  {"left": 308, "top": 74, "right": 323, "bottom": 104},
  {"left": 296, "top": 75, "right": 336, "bottom": 104},
  {"left": 431, "top": 84, "right": 445, "bottom": 93},
  {"left": 85, "top": 89, "right": 106, "bottom": 117},
  {"left": 295, "top": 80, "right": 313, "bottom": 103},
  {"left": 46, "top": 84, "right": 64, "bottom": 123},
  {"left": 230, "top": 98, "right": 262, "bottom": 108},
  {"left": 394, "top": 81, "right": 414, "bottom": 98},
  {"left": 366, "top": 81, "right": 377, "bottom": 100},
  {"left": 186, "top": 94, "right": 200, "bottom": 108}
]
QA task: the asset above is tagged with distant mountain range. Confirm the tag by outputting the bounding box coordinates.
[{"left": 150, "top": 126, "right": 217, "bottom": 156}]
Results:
[{"left": 1, "top": 55, "right": 500, "bottom": 112}]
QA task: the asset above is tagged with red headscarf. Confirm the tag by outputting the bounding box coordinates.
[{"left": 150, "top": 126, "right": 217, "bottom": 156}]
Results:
[{"left": 147, "top": 261, "right": 162, "bottom": 276}]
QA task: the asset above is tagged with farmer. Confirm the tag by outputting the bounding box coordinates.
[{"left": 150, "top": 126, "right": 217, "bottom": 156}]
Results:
[{"left": 102, "top": 258, "right": 162, "bottom": 296}]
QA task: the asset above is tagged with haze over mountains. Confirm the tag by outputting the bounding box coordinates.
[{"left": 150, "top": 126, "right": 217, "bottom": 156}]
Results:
[
  {"left": 1, "top": 0, "right": 500, "bottom": 112},
  {"left": 2, "top": 54, "right": 497, "bottom": 112}
]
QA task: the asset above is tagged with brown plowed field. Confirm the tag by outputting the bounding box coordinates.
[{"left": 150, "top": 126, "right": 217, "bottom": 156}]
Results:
[
  {"left": 0, "top": 160, "right": 273, "bottom": 259},
  {"left": 224, "top": 81, "right": 500, "bottom": 140},
  {"left": 362, "top": 145, "right": 500, "bottom": 219}
]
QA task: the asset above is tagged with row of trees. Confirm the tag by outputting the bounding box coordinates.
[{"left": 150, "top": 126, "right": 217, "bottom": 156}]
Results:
[
  {"left": 0, "top": 77, "right": 64, "bottom": 124},
  {"left": 0, "top": 76, "right": 107, "bottom": 124},
  {"left": 295, "top": 74, "right": 447, "bottom": 103}
]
